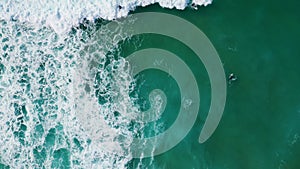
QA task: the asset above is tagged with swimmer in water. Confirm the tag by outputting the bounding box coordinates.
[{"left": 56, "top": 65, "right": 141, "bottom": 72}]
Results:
[
  {"left": 191, "top": 3, "right": 198, "bottom": 10},
  {"left": 228, "top": 73, "right": 237, "bottom": 84}
]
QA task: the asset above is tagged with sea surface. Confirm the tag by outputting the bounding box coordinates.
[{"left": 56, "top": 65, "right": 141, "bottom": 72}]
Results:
[{"left": 0, "top": 0, "right": 300, "bottom": 168}]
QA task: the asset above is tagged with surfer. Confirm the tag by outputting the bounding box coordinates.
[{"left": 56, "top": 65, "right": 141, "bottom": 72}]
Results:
[
  {"left": 118, "top": 5, "right": 123, "bottom": 10},
  {"left": 191, "top": 3, "right": 198, "bottom": 10},
  {"left": 228, "top": 73, "right": 237, "bottom": 84}
]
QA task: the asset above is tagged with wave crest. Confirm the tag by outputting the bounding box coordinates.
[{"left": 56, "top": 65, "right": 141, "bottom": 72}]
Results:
[{"left": 0, "top": 0, "right": 212, "bottom": 33}]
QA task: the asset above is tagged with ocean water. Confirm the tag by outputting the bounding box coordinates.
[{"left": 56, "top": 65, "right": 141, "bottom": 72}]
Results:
[{"left": 0, "top": 0, "right": 300, "bottom": 169}]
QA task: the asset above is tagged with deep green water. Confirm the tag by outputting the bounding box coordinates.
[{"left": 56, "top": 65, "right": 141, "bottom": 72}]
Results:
[{"left": 125, "top": 0, "right": 300, "bottom": 168}]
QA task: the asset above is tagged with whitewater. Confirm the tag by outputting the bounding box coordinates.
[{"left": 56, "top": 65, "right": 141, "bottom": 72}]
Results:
[
  {"left": 0, "top": 0, "right": 212, "bottom": 34},
  {"left": 0, "top": 0, "right": 212, "bottom": 168}
]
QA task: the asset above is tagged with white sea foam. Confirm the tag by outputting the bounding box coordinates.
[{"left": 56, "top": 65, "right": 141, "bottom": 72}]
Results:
[
  {"left": 0, "top": 0, "right": 212, "bottom": 34},
  {"left": 0, "top": 19, "right": 137, "bottom": 168}
]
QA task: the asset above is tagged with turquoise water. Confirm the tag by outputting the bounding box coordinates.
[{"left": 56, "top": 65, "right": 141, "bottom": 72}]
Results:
[
  {"left": 127, "top": 0, "right": 300, "bottom": 168},
  {"left": 1, "top": 0, "right": 300, "bottom": 168}
]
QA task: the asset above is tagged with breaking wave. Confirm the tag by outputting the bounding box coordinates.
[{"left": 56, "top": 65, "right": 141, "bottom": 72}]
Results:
[{"left": 0, "top": 0, "right": 212, "bottom": 168}]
